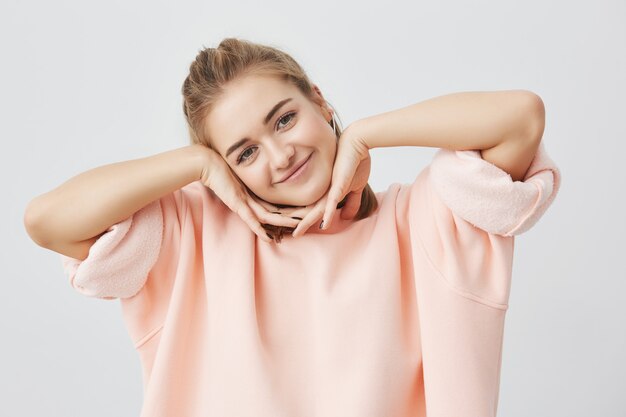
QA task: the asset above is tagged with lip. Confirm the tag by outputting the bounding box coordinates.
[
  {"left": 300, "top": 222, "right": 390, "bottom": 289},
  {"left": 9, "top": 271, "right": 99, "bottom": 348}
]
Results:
[{"left": 275, "top": 153, "right": 312, "bottom": 184}]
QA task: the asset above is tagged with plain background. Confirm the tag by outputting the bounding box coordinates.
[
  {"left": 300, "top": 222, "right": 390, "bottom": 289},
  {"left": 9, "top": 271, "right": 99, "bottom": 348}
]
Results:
[{"left": 2, "top": 0, "right": 624, "bottom": 415}]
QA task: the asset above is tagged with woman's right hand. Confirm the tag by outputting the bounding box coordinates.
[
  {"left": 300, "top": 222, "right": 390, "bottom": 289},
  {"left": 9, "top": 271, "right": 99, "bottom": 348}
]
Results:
[{"left": 196, "top": 146, "right": 301, "bottom": 243}]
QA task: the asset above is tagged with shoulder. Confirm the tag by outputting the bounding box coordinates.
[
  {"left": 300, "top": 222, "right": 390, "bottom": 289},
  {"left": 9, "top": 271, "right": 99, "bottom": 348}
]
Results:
[{"left": 172, "top": 181, "right": 230, "bottom": 220}]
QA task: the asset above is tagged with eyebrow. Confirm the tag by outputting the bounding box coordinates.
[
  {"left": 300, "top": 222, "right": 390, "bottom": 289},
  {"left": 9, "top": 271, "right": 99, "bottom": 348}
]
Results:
[{"left": 225, "top": 97, "right": 294, "bottom": 158}]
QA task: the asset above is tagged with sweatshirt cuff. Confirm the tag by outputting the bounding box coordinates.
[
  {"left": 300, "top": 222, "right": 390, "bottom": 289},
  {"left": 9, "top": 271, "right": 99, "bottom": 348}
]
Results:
[
  {"left": 59, "top": 199, "right": 164, "bottom": 299},
  {"left": 427, "top": 141, "right": 561, "bottom": 236}
]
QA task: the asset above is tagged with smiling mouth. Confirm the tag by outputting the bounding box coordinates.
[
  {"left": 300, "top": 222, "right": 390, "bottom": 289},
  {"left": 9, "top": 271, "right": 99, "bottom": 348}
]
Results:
[{"left": 276, "top": 153, "right": 312, "bottom": 184}]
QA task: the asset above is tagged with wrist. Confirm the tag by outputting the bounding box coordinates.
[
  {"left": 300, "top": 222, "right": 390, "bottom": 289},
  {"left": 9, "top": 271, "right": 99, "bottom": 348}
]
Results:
[
  {"left": 344, "top": 120, "right": 372, "bottom": 151},
  {"left": 187, "top": 144, "right": 216, "bottom": 182}
]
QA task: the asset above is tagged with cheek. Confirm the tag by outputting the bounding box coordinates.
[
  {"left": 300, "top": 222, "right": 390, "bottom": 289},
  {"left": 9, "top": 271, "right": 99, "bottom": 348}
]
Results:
[
  {"left": 239, "top": 167, "right": 267, "bottom": 191},
  {"left": 304, "top": 121, "right": 336, "bottom": 158},
  {"left": 298, "top": 115, "right": 329, "bottom": 142},
  {"left": 323, "top": 133, "right": 338, "bottom": 166}
]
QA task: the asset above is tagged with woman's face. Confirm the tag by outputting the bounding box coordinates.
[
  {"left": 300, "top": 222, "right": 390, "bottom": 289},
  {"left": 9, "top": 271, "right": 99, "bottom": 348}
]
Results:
[{"left": 204, "top": 74, "right": 337, "bottom": 207}]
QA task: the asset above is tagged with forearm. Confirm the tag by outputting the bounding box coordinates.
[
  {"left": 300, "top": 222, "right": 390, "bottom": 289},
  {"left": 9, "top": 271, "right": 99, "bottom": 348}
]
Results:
[
  {"left": 24, "top": 144, "right": 210, "bottom": 246},
  {"left": 353, "top": 89, "right": 542, "bottom": 151}
]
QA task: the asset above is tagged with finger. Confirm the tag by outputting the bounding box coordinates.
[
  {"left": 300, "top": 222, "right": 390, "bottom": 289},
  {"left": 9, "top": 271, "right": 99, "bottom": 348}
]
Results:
[
  {"left": 291, "top": 200, "right": 326, "bottom": 238},
  {"left": 249, "top": 194, "right": 282, "bottom": 213},
  {"left": 275, "top": 204, "right": 312, "bottom": 220},
  {"left": 246, "top": 191, "right": 304, "bottom": 226},
  {"left": 247, "top": 198, "right": 300, "bottom": 228},
  {"left": 320, "top": 185, "right": 346, "bottom": 231},
  {"left": 320, "top": 157, "right": 359, "bottom": 230},
  {"left": 339, "top": 189, "right": 362, "bottom": 220},
  {"left": 247, "top": 192, "right": 309, "bottom": 221},
  {"left": 236, "top": 202, "right": 273, "bottom": 243}
]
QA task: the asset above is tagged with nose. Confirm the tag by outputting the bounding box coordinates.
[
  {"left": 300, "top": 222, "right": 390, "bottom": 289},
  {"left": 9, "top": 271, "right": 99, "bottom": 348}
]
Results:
[{"left": 266, "top": 139, "right": 295, "bottom": 170}]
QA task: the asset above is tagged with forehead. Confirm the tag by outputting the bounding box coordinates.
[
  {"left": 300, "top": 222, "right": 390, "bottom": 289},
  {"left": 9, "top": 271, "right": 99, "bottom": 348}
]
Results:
[{"left": 205, "top": 74, "right": 305, "bottom": 153}]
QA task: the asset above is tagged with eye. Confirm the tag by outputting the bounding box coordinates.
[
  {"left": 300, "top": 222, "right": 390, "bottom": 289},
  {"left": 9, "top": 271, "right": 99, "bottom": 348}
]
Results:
[
  {"left": 235, "top": 111, "right": 297, "bottom": 165},
  {"left": 236, "top": 146, "right": 257, "bottom": 165},
  {"left": 276, "top": 111, "right": 296, "bottom": 130}
]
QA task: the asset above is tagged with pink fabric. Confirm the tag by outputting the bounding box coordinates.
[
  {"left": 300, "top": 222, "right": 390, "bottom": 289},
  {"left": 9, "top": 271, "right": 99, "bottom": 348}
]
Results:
[
  {"left": 59, "top": 143, "right": 561, "bottom": 416},
  {"left": 429, "top": 141, "right": 561, "bottom": 236},
  {"left": 60, "top": 199, "right": 163, "bottom": 300}
]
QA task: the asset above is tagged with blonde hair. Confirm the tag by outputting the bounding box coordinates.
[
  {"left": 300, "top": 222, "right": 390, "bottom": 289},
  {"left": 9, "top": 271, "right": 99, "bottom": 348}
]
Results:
[{"left": 181, "top": 37, "right": 378, "bottom": 242}]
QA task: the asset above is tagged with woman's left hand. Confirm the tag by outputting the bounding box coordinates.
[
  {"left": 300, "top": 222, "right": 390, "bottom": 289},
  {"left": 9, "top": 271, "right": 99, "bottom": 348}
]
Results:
[{"left": 291, "top": 122, "right": 371, "bottom": 237}]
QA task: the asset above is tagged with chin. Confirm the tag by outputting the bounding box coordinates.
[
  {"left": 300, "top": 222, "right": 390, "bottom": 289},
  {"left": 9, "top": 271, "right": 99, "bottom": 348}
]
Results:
[{"left": 262, "top": 178, "right": 331, "bottom": 208}]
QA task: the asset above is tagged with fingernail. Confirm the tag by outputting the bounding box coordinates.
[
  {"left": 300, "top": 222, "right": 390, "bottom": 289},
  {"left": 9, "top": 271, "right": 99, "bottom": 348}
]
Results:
[
  {"left": 291, "top": 216, "right": 303, "bottom": 220},
  {"left": 319, "top": 220, "right": 325, "bottom": 229}
]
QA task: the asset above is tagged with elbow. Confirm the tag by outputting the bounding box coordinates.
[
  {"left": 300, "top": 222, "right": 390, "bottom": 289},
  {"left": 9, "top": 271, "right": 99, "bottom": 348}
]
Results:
[
  {"left": 24, "top": 210, "right": 43, "bottom": 247},
  {"left": 24, "top": 198, "right": 49, "bottom": 247},
  {"left": 520, "top": 90, "right": 546, "bottom": 143}
]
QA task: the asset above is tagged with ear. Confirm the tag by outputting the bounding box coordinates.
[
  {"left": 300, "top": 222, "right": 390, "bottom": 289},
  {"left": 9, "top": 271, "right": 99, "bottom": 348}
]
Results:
[
  {"left": 311, "top": 83, "right": 324, "bottom": 102},
  {"left": 311, "top": 83, "right": 333, "bottom": 121}
]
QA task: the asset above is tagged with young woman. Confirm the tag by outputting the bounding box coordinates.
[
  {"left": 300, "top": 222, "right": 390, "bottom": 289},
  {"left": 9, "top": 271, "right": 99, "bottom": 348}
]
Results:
[{"left": 24, "top": 38, "right": 561, "bottom": 416}]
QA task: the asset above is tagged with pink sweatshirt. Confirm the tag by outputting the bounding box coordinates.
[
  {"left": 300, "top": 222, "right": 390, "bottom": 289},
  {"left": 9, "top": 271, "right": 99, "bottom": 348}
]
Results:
[{"left": 60, "top": 142, "right": 561, "bottom": 417}]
